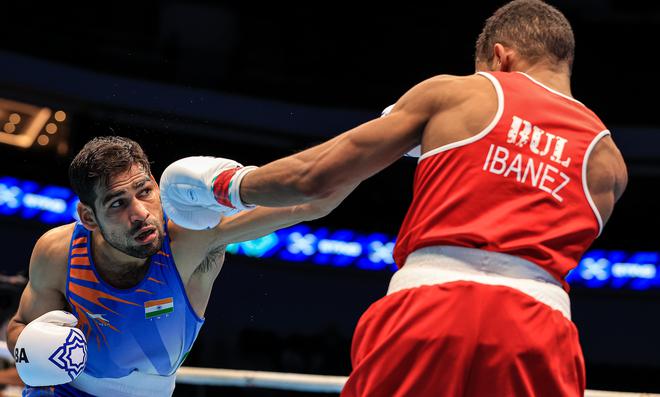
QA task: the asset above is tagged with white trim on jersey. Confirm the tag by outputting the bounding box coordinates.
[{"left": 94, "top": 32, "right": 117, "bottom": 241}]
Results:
[
  {"left": 418, "top": 71, "right": 505, "bottom": 162},
  {"left": 582, "top": 129, "right": 611, "bottom": 237},
  {"left": 516, "top": 72, "right": 585, "bottom": 106}
]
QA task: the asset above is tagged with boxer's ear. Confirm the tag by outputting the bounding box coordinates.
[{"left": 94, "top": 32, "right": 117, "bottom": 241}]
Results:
[
  {"left": 77, "top": 202, "right": 100, "bottom": 232},
  {"left": 492, "top": 43, "right": 516, "bottom": 72}
]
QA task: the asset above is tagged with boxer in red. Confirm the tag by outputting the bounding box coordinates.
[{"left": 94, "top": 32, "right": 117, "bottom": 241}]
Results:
[{"left": 167, "top": 1, "right": 628, "bottom": 395}]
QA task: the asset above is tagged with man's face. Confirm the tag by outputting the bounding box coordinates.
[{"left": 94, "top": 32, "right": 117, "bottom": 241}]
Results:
[{"left": 92, "top": 164, "right": 165, "bottom": 258}]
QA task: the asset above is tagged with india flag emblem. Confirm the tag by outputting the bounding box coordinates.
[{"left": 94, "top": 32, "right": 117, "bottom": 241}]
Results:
[{"left": 144, "top": 298, "right": 174, "bottom": 319}]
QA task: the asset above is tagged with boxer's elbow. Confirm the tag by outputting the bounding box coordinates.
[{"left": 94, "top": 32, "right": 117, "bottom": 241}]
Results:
[
  {"left": 298, "top": 199, "right": 335, "bottom": 221},
  {"left": 310, "top": 196, "right": 344, "bottom": 220},
  {"left": 6, "top": 316, "right": 26, "bottom": 353}
]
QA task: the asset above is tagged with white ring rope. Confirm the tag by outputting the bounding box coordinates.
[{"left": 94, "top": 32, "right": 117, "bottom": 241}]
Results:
[
  {"left": 0, "top": 365, "right": 656, "bottom": 396},
  {"left": 176, "top": 367, "right": 346, "bottom": 393},
  {"left": 175, "top": 366, "right": 660, "bottom": 396}
]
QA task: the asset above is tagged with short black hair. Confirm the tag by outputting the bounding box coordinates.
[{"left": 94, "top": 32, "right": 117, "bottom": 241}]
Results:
[
  {"left": 475, "top": 0, "right": 575, "bottom": 70},
  {"left": 69, "top": 136, "right": 151, "bottom": 208}
]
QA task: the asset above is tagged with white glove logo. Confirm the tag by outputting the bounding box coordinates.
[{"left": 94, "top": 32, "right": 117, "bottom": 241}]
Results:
[
  {"left": 14, "top": 347, "right": 29, "bottom": 363},
  {"left": 47, "top": 328, "right": 87, "bottom": 382}
]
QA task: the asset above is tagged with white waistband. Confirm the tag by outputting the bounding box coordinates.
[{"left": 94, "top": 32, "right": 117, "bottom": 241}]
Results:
[
  {"left": 388, "top": 246, "right": 571, "bottom": 319},
  {"left": 71, "top": 371, "right": 176, "bottom": 397}
]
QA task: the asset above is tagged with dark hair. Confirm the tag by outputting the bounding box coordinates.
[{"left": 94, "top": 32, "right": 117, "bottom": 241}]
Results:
[
  {"left": 475, "top": 0, "right": 575, "bottom": 70},
  {"left": 69, "top": 136, "right": 151, "bottom": 208}
]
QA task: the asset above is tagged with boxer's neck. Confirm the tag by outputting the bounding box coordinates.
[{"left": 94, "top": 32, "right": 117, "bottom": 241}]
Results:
[
  {"left": 91, "top": 230, "right": 150, "bottom": 290},
  {"left": 517, "top": 62, "right": 573, "bottom": 99}
]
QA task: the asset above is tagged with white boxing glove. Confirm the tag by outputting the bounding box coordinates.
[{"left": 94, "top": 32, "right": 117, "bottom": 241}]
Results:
[
  {"left": 14, "top": 310, "right": 87, "bottom": 386},
  {"left": 160, "top": 156, "right": 258, "bottom": 230},
  {"left": 381, "top": 104, "right": 421, "bottom": 158}
]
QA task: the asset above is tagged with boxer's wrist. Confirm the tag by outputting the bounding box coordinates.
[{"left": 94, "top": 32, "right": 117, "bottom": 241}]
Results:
[{"left": 212, "top": 165, "right": 258, "bottom": 211}]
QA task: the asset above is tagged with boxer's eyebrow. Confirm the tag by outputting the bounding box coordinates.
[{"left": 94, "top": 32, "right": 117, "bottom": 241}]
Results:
[
  {"left": 101, "top": 190, "right": 127, "bottom": 206},
  {"left": 102, "top": 177, "right": 151, "bottom": 206}
]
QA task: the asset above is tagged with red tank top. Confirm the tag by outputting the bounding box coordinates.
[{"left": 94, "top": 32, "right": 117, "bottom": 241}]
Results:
[{"left": 393, "top": 71, "right": 610, "bottom": 290}]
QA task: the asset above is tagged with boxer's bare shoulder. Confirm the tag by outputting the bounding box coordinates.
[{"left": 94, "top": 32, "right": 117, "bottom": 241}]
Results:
[
  {"left": 7, "top": 224, "right": 73, "bottom": 352},
  {"left": 403, "top": 74, "right": 496, "bottom": 108},
  {"left": 586, "top": 134, "right": 628, "bottom": 223},
  {"left": 28, "top": 223, "right": 75, "bottom": 295},
  {"left": 418, "top": 73, "right": 500, "bottom": 152}
]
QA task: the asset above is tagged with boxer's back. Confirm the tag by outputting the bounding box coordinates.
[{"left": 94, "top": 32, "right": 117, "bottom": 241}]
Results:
[{"left": 394, "top": 71, "right": 626, "bottom": 288}]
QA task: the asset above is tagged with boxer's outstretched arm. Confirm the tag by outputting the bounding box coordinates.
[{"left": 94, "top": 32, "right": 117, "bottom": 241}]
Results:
[
  {"left": 239, "top": 76, "right": 451, "bottom": 207},
  {"left": 209, "top": 182, "right": 359, "bottom": 247},
  {"left": 6, "top": 232, "right": 68, "bottom": 353},
  {"left": 169, "top": 183, "right": 358, "bottom": 283}
]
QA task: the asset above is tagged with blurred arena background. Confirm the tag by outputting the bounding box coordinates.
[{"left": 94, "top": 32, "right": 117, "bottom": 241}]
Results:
[{"left": 0, "top": 1, "right": 658, "bottom": 396}]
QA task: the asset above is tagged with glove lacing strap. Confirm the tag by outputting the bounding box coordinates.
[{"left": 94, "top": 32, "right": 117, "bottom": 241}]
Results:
[{"left": 212, "top": 166, "right": 258, "bottom": 211}]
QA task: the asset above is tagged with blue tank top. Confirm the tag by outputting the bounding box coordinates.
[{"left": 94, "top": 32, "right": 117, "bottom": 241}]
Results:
[{"left": 64, "top": 218, "right": 204, "bottom": 379}]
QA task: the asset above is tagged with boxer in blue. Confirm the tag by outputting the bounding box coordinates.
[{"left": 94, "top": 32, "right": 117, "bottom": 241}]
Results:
[{"left": 6, "top": 136, "right": 355, "bottom": 397}]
